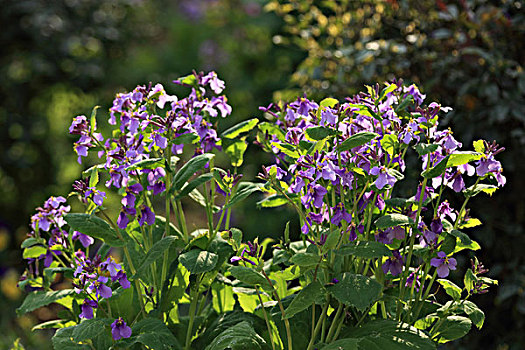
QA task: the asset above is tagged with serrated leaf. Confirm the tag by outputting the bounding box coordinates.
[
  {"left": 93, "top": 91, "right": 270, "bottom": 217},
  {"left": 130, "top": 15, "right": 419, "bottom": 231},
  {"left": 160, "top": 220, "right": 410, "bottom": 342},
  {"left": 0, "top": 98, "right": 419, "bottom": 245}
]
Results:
[
  {"left": 337, "top": 241, "right": 393, "bottom": 258},
  {"left": 422, "top": 155, "right": 450, "bottom": 179},
  {"left": 229, "top": 266, "right": 271, "bottom": 289},
  {"left": 449, "top": 230, "right": 480, "bottom": 252},
  {"left": 72, "top": 318, "right": 111, "bottom": 342},
  {"left": 473, "top": 140, "right": 485, "bottom": 153},
  {"left": 120, "top": 318, "right": 181, "bottom": 350},
  {"left": 66, "top": 213, "right": 125, "bottom": 247},
  {"left": 284, "top": 281, "right": 326, "bottom": 319},
  {"left": 305, "top": 126, "right": 337, "bottom": 141},
  {"left": 381, "top": 134, "right": 397, "bottom": 156},
  {"left": 320, "top": 97, "right": 339, "bottom": 108},
  {"left": 17, "top": 289, "right": 75, "bottom": 315},
  {"left": 437, "top": 279, "right": 462, "bottom": 301},
  {"left": 433, "top": 316, "right": 472, "bottom": 344},
  {"left": 258, "top": 122, "right": 285, "bottom": 142},
  {"left": 172, "top": 153, "right": 215, "bottom": 190},
  {"left": 90, "top": 105, "right": 100, "bottom": 131},
  {"left": 337, "top": 132, "right": 378, "bottom": 152},
  {"left": 375, "top": 213, "right": 410, "bottom": 230},
  {"left": 447, "top": 152, "right": 482, "bottom": 168},
  {"left": 463, "top": 184, "right": 498, "bottom": 198},
  {"left": 223, "top": 138, "right": 248, "bottom": 167},
  {"left": 204, "top": 321, "right": 267, "bottom": 350},
  {"left": 289, "top": 252, "right": 320, "bottom": 267},
  {"left": 271, "top": 142, "right": 300, "bottom": 158},
  {"left": 52, "top": 327, "right": 90, "bottom": 350},
  {"left": 415, "top": 143, "right": 439, "bottom": 156},
  {"left": 224, "top": 182, "right": 262, "bottom": 209},
  {"left": 327, "top": 273, "right": 382, "bottom": 311},
  {"left": 134, "top": 236, "right": 180, "bottom": 278},
  {"left": 221, "top": 118, "right": 259, "bottom": 139},
  {"left": 343, "top": 320, "right": 436, "bottom": 349},
  {"left": 464, "top": 269, "right": 477, "bottom": 294},
  {"left": 21, "top": 237, "right": 44, "bottom": 249},
  {"left": 179, "top": 249, "right": 218, "bottom": 275},
  {"left": 462, "top": 300, "right": 485, "bottom": 329}
]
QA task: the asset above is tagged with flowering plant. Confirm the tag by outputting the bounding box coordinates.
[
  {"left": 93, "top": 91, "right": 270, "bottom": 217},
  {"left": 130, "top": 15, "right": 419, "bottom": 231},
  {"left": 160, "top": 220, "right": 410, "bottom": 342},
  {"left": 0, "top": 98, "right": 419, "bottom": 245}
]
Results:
[{"left": 18, "top": 72, "right": 504, "bottom": 349}]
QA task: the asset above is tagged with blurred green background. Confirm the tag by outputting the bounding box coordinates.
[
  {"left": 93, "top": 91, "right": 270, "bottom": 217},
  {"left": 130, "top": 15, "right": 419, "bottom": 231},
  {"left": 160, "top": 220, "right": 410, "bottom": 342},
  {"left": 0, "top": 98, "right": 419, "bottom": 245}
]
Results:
[{"left": 1, "top": 0, "right": 523, "bottom": 348}]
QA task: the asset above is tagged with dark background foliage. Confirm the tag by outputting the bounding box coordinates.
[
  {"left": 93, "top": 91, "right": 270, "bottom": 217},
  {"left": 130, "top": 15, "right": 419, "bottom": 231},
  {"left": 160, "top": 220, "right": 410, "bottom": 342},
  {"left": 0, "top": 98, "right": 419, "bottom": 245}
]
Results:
[{"left": 1, "top": 0, "right": 523, "bottom": 348}]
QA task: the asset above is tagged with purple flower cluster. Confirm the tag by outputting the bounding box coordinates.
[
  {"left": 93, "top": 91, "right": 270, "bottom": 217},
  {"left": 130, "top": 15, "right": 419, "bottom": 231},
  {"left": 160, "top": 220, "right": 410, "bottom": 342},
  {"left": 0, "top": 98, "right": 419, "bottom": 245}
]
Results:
[
  {"left": 72, "top": 252, "right": 130, "bottom": 319},
  {"left": 68, "top": 71, "right": 232, "bottom": 231}
]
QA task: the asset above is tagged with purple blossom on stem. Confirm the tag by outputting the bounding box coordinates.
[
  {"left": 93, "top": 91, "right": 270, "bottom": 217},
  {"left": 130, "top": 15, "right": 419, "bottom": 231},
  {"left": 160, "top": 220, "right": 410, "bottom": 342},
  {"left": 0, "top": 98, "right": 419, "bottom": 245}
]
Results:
[
  {"left": 370, "top": 166, "right": 396, "bottom": 190},
  {"left": 301, "top": 184, "right": 328, "bottom": 209},
  {"left": 111, "top": 317, "right": 132, "bottom": 341},
  {"left": 72, "top": 231, "right": 94, "bottom": 248},
  {"left": 382, "top": 250, "right": 404, "bottom": 276},
  {"left": 431, "top": 251, "right": 457, "bottom": 278},
  {"left": 79, "top": 299, "right": 98, "bottom": 319}
]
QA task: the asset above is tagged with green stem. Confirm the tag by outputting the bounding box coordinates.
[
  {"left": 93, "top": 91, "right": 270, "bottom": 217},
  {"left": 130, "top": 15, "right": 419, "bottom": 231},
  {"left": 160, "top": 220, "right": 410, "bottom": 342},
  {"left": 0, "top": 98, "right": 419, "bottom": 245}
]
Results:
[
  {"left": 261, "top": 270, "right": 292, "bottom": 350},
  {"left": 325, "top": 303, "right": 343, "bottom": 343},
  {"left": 184, "top": 286, "right": 200, "bottom": 350},
  {"left": 306, "top": 302, "right": 329, "bottom": 350},
  {"left": 256, "top": 286, "right": 276, "bottom": 350}
]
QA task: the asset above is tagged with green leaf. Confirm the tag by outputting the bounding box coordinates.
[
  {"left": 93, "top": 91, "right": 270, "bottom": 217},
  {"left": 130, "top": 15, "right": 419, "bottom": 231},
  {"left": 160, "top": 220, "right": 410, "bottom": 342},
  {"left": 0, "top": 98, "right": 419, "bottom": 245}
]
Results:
[
  {"left": 174, "top": 173, "right": 213, "bottom": 199},
  {"left": 342, "top": 320, "right": 436, "bottom": 349},
  {"left": 323, "top": 229, "right": 341, "bottom": 251},
  {"left": 52, "top": 327, "right": 90, "bottom": 350},
  {"left": 89, "top": 105, "right": 100, "bottom": 131},
  {"left": 473, "top": 140, "right": 485, "bottom": 153},
  {"left": 134, "top": 236, "right": 180, "bottom": 278},
  {"left": 172, "top": 153, "right": 215, "bottom": 190},
  {"left": 223, "top": 138, "right": 248, "bottom": 167},
  {"left": 289, "top": 252, "right": 320, "bottom": 267},
  {"left": 415, "top": 143, "right": 439, "bottom": 156},
  {"left": 175, "top": 74, "right": 198, "bottom": 87},
  {"left": 179, "top": 249, "right": 218, "bottom": 275},
  {"left": 321, "top": 339, "right": 359, "bottom": 350},
  {"left": 271, "top": 142, "right": 300, "bottom": 158},
  {"left": 450, "top": 230, "right": 480, "bottom": 252},
  {"left": 126, "top": 158, "right": 164, "bottom": 171},
  {"left": 447, "top": 152, "right": 482, "bottom": 168},
  {"left": 23, "top": 245, "right": 46, "bottom": 259},
  {"left": 121, "top": 318, "right": 181, "bottom": 350},
  {"left": 422, "top": 155, "right": 450, "bottom": 179},
  {"left": 17, "top": 289, "right": 75, "bottom": 315},
  {"left": 284, "top": 281, "right": 326, "bottom": 319},
  {"left": 379, "top": 83, "right": 397, "bottom": 101},
  {"left": 463, "top": 184, "right": 498, "bottom": 198},
  {"left": 433, "top": 316, "right": 472, "bottom": 344},
  {"left": 381, "top": 134, "right": 398, "bottom": 156},
  {"left": 212, "top": 284, "right": 236, "bottom": 314},
  {"left": 21, "top": 237, "right": 44, "bottom": 249},
  {"left": 320, "top": 97, "right": 339, "bottom": 108},
  {"left": 375, "top": 214, "right": 410, "bottom": 230},
  {"left": 64, "top": 213, "right": 124, "bottom": 247},
  {"left": 327, "top": 273, "right": 382, "bottom": 311},
  {"left": 464, "top": 269, "right": 477, "bottom": 294},
  {"left": 72, "top": 318, "right": 111, "bottom": 342},
  {"left": 437, "top": 279, "right": 462, "bottom": 301},
  {"left": 221, "top": 118, "right": 259, "bottom": 139},
  {"left": 461, "top": 300, "right": 485, "bottom": 329},
  {"left": 204, "top": 321, "right": 267, "bottom": 350},
  {"left": 229, "top": 266, "right": 271, "bottom": 289},
  {"left": 256, "top": 194, "right": 290, "bottom": 208},
  {"left": 224, "top": 182, "right": 262, "bottom": 209},
  {"left": 337, "top": 241, "right": 393, "bottom": 259},
  {"left": 337, "top": 132, "right": 378, "bottom": 152},
  {"left": 305, "top": 126, "right": 337, "bottom": 141},
  {"left": 258, "top": 122, "right": 285, "bottom": 142}
]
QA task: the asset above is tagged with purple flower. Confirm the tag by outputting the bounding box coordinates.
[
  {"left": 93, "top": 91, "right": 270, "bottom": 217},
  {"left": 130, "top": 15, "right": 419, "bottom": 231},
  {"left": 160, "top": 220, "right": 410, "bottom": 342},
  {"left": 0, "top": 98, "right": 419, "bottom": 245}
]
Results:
[
  {"left": 111, "top": 317, "right": 132, "bottom": 341},
  {"left": 382, "top": 250, "right": 404, "bottom": 276},
  {"left": 320, "top": 108, "right": 337, "bottom": 126},
  {"left": 331, "top": 203, "right": 352, "bottom": 226},
  {"left": 117, "top": 211, "right": 130, "bottom": 229},
  {"left": 138, "top": 205, "right": 155, "bottom": 226},
  {"left": 430, "top": 251, "right": 457, "bottom": 278},
  {"left": 113, "top": 270, "right": 131, "bottom": 289},
  {"left": 88, "top": 276, "right": 113, "bottom": 299},
  {"left": 385, "top": 226, "right": 405, "bottom": 241},
  {"left": 301, "top": 184, "right": 328, "bottom": 209},
  {"left": 72, "top": 231, "right": 94, "bottom": 248},
  {"left": 79, "top": 299, "right": 98, "bottom": 319},
  {"left": 369, "top": 166, "right": 396, "bottom": 190}
]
